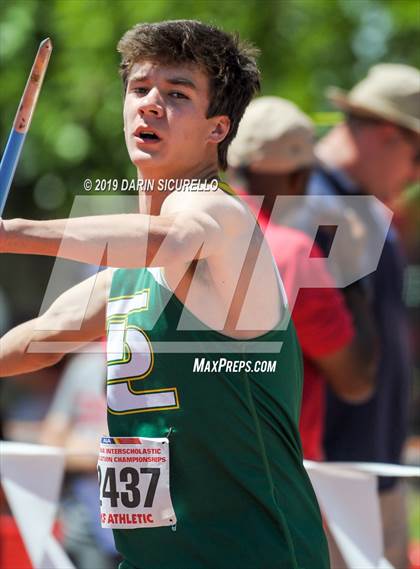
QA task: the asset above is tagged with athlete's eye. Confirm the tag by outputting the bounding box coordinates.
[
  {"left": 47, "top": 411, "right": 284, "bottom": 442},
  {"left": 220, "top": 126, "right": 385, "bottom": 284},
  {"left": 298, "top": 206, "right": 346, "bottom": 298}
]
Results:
[
  {"left": 169, "top": 91, "right": 188, "bottom": 99},
  {"left": 133, "top": 87, "right": 149, "bottom": 95}
]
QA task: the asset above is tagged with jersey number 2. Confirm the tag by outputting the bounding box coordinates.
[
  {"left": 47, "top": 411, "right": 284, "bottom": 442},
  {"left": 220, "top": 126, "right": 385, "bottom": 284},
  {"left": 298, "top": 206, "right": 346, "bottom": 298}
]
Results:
[{"left": 107, "top": 289, "right": 179, "bottom": 415}]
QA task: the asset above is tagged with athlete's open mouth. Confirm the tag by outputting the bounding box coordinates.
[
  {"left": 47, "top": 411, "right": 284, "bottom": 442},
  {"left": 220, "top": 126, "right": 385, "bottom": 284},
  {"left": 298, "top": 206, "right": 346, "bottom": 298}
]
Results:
[{"left": 135, "top": 129, "right": 161, "bottom": 142}]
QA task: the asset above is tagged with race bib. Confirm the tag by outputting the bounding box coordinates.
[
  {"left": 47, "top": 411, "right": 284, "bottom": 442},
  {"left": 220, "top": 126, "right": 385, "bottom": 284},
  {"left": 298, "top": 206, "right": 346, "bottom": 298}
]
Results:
[{"left": 98, "top": 436, "right": 177, "bottom": 529}]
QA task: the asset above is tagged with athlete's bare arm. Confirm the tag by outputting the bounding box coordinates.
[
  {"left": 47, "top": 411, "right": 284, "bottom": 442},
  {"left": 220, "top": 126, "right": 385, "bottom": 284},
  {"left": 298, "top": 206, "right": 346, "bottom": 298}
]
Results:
[
  {"left": 0, "top": 269, "right": 111, "bottom": 377},
  {"left": 0, "top": 188, "right": 262, "bottom": 267},
  {"left": 0, "top": 202, "right": 226, "bottom": 268}
]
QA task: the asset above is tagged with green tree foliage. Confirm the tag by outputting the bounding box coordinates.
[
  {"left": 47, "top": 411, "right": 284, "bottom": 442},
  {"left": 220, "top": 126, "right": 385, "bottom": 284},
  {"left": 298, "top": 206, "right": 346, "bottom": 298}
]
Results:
[
  {"left": 1, "top": 0, "right": 419, "bottom": 217},
  {"left": 0, "top": 0, "right": 419, "bottom": 313}
]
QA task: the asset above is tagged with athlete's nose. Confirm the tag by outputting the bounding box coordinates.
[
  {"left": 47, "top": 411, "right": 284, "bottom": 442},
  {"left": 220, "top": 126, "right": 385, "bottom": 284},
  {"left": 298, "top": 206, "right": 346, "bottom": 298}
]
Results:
[{"left": 138, "top": 88, "right": 165, "bottom": 119}]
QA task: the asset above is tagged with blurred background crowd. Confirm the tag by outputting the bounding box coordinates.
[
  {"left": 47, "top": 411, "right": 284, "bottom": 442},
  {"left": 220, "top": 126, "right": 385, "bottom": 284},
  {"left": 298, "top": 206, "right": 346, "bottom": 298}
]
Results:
[{"left": 0, "top": 1, "right": 419, "bottom": 568}]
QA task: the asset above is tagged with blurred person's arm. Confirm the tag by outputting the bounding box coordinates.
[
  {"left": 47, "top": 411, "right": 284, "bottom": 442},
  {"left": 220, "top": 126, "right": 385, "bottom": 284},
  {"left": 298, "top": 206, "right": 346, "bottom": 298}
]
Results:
[
  {"left": 2, "top": 367, "right": 62, "bottom": 442},
  {"left": 39, "top": 416, "right": 101, "bottom": 471},
  {"left": 306, "top": 211, "right": 379, "bottom": 402},
  {"left": 311, "top": 282, "right": 378, "bottom": 402},
  {"left": 281, "top": 237, "right": 378, "bottom": 403},
  {"left": 0, "top": 269, "right": 111, "bottom": 377},
  {"left": 39, "top": 353, "right": 107, "bottom": 471}
]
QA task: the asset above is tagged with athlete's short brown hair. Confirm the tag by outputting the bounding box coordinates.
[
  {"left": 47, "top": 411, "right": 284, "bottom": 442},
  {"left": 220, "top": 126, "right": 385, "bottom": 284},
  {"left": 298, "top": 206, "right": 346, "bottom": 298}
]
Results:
[{"left": 117, "top": 20, "right": 260, "bottom": 170}]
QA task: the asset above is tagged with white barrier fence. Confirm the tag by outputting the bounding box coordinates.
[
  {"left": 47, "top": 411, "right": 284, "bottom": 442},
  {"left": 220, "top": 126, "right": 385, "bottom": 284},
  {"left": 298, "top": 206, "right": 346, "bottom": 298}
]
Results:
[{"left": 1, "top": 441, "right": 419, "bottom": 569}]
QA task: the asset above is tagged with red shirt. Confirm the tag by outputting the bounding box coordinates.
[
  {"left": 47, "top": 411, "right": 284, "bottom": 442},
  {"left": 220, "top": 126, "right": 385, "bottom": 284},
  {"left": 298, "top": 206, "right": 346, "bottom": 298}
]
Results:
[{"left": 257, "top": 206, "right": 354, "bottom": 459}]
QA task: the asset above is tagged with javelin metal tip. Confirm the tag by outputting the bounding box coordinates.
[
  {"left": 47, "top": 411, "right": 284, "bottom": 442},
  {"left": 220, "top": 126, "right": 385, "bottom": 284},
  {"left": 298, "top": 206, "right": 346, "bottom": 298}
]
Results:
[
  {"left": 0, "top": 36, "right": 53, "bottom": 213},
  {"left": 40, "top": 37, "right": 53, "bottom": 49}
]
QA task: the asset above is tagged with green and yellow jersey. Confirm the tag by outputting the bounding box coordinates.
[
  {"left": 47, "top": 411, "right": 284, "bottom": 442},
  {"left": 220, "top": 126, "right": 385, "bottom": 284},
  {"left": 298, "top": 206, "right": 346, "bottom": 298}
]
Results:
[{"left": 106, "top": 257, "right": 329, "bottom": 568}]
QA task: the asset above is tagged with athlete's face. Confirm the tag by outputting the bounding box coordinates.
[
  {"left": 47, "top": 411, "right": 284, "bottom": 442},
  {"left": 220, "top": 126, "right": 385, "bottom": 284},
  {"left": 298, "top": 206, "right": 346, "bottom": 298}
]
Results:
[{"left": 123, "top": 60, "right": 230, "bottom": 179}]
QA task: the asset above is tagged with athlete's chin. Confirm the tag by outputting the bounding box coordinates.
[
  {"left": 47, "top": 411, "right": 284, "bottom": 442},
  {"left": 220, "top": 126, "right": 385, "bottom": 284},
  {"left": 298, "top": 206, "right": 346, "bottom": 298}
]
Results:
[{"left": 129, "top": 150, "right": 166, "bottom": 169}]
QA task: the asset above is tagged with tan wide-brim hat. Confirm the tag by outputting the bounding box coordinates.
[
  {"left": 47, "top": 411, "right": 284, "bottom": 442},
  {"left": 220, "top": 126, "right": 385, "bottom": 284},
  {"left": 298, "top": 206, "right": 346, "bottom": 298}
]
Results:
[
  {"left": 227, "top": 96, "right": 316, "bottom": 174},
  {"left": 327, "top": 63, "right": 420, "bottom": 133}
]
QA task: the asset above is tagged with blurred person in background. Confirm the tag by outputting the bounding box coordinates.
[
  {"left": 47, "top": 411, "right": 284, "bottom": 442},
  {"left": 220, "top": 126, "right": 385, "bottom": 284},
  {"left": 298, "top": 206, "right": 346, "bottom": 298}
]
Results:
[
  {"left": 227, "top": 96, "right": 377, "bottom": 462},
  {"left": 392, "top": 185, "right": 420, "bottom": 473},
  {"left": 39, "top": 351, "right": 120, "bottom": 569},
  {"left": 2, "top": 366, "right": 60, "bottom": 442},
  {"left": 300, "top": 63, "right": 419, "bottom": 568}
]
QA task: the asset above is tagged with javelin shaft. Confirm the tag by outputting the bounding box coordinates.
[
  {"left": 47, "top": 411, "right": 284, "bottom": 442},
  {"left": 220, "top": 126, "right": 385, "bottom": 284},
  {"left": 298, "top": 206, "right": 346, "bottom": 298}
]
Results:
[{"left": 0, "top": 38, "right": 53, "bottom": 215}]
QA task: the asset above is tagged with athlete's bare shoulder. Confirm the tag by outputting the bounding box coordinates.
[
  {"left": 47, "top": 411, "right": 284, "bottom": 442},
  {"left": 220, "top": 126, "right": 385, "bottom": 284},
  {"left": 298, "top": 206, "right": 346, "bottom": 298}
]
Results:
[
  {"left": 161, "top": 183, "right": 254, "bottom": 240},
  {"left": 159, "top": 184, "right": 282, "bottom": 337}
]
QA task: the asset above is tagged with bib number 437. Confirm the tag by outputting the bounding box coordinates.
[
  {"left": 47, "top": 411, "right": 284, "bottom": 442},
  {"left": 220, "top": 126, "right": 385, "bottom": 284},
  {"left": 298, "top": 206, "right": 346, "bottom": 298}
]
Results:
[
  {"left": 98, "top": 465, "right": 160, "bottom": 509},
  {"left": 98, "top": 436, "right": 177, "bottom": 529}
]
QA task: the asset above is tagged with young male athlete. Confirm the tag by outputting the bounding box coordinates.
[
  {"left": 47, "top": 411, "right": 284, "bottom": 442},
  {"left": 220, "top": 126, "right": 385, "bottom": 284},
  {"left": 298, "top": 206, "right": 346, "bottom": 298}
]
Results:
[{"left": 0, "top": 21, "right": 329, "bottom": 568}]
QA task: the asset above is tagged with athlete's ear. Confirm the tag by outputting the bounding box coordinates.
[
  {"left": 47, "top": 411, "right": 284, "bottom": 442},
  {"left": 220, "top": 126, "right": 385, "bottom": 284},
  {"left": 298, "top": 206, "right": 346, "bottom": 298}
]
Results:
[{"left": 207, "top": 116, "right": 230, "bottom": 144}]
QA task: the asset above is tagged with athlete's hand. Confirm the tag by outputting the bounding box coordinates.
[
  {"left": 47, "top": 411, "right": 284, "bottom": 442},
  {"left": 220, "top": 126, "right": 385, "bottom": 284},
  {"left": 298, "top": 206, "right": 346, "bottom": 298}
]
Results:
[
  {"left": 0, "top": 218, "right": 5, "bottom": 252},
  {"left": 0, "top": 218, "right": 14, "bottom": 254},
  {"left": 0, "top": 218, "right": 8, "bottom": 253}
]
